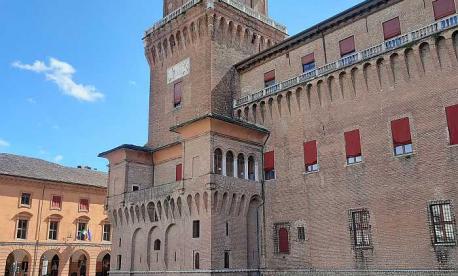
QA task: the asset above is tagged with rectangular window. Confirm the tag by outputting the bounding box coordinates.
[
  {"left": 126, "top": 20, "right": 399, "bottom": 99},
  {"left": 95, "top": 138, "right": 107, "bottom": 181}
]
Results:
[
  {"left": 304, "top": 140, "right": 319, "bottom": 172},
  {"left": 264, "top": 70, "right": 276, "bottom": 87},
  {"left": 264, "top": 151, "right": 275, "bottom": 180},
  {"left": 117, "top": 255, "right": 122, "bottom": 270},
  {"left": 103, "top": 224, "right": 111, "bottom": 241},
  {"left": 77, "top": 222, "right": 88, "bottom": 241},
  {"left": 302, "top": 53, "right": 315, "bottom": 72},
  {"left": 224, "top": 251, "right": 230, "bottom": 269},
  {"left": 16, "top": 219, "right": 28, "bottom": 239},
  {"left": 345, "top": 129, "right": 363, "bottom": 165},
  {"left": 51, "top": 195, "right": 62, "bottom": 209},
  {"left": 176, "top": 163, "right": 183, "bottom": 181},
  {"left": 226, "top": 222, "right": 229, "bottom": 236},
  {"left": 433, "top": 0, "right": 456, "bottom": 20},
  {"left": 350, "top": 209, "right": 372, "bottom": 247},
  {"left": 193, "top": 220, "right": 200, "bottom": 238},
  {"left": 48, "top": 221, "right": 58, "bottom": 240},
  {"left": 446, "top": 104, "right": 458, "bottom": 145},
  {"left": 174, "top": 81, "right": 183, "bottom": 108},
  {"left": 430, "top": 203, "right": 456, "bottom": 244},
  {"left": 297, "top": 226, "right": 305, "bottom": 241},
  {"left": 339, "top": 36, "right": 355, "bottom": 57},
  {"left": 275, "top": 224, "right": 290, "bottom": 254},
  {"left": 383, "top": 17, "right": 401, "bottom": 40},
  {"left": 391, "top": 117, "right": 413, "bottom": 156},
  {"left": 20, "top": 193, "right": 31, "bottom": 206},
  {"left": 132, "top": 185, "right": 139, "bottom": 192},
  {"left": 79, "top": 199, "right": 89, "bottom": 212}
]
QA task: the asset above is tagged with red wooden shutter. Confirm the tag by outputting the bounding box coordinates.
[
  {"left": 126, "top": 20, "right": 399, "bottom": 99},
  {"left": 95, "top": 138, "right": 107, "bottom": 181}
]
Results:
[
  {"left": 446, "top": 104, "right": 458, "bottom": 145},
  {"left": 264, "top": 70, "right": 275, "bottom": 82},
  {"left": 301, "top": 53, "right": 315, "bottom": 65},
  {"left": 176, "top": 164, "right": 183, "bottom": 181},
  {"left": 339, "top": 36, "right": 355, "bottom": 57},
  {"left": 52, "top": 196, "right": 62, "bottom": 209},
  {"left": 433, "top": 0, "right": 456, "bottom": 20},
  {"left": 174, "top": 81, "right": 182, "bottom": 106},
  {"left": 80, "top": 199, "right": 89, "bottom": 211},
  {"left": 264, "top": 151, "right": 275, "bottom": 171},
  {"left": 391, "top": 118, "right": 412, "bottom": 147},
  {"left": 278, "top": 227, "right": 289, "bottom": 253},
  {"left": 303, "top": 141, "right": 317, "bottom": 166},
  {"left": 345, "top": 130, "right": 362, "bottom": 158},
  {"left": 383, "top": 17, "right": 401, "bottom": 40}
]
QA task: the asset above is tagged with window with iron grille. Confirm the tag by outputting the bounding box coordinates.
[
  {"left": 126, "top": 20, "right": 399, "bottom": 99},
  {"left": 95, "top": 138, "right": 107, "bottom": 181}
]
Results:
[
  {"left": 350, "top": 209, "right": 372, "bottom": 248},
  {"left": 297, "top": 226, "right": 305, "bottom": 241},
  {"left": 430, "top": 203, "right": 456, "bottom": 244}
]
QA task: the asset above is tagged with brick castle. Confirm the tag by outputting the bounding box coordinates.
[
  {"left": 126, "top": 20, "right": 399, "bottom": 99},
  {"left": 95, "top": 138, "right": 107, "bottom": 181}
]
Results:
[{"left": 100, "top": 0, "right": 458, "bottom": 274}]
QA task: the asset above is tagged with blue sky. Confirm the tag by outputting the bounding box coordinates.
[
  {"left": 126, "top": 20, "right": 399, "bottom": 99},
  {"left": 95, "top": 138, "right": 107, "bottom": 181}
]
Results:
[{"left": 0, "top": 0, "right": 363, "bottom": 171}]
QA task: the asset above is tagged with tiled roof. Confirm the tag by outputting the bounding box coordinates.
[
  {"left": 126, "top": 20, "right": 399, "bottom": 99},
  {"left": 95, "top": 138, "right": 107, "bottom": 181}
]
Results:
[{"left": 0, "top": 153, "right": 107, "bottom": 188}]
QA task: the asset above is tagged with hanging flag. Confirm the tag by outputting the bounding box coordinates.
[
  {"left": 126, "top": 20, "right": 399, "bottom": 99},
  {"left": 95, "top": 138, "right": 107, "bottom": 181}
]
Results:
[{"left": 88, "top": 228, "right": 92, "bottom": 241}]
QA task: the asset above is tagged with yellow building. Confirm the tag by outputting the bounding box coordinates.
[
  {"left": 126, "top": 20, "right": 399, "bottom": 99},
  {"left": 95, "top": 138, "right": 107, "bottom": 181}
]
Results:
[{"left": 0, "top": 153, "right": 111, "bottom": 276}]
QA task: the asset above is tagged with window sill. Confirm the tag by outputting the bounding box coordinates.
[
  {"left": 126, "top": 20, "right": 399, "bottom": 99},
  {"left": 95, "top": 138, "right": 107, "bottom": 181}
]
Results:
[
  {"left": 78, "top": 210, "right": 89, "bottom": 213},
  {"left": 354, "top": 245, "right": 373, "bottom": 250},
  {"left": 50, "top": 208, "right": 62, "bottom": 211},
  {"left": 303, "top": 170, "right": 319, "bottom": 175},
  {"left": 19, "top": 204, "right": 31, "bottom": 209},
  {"left": 434, "top": 242, "right": 456, "bottom": 247},
  {"left": 346, "top": 161, "right": 363, "bottom": 167},
  {"left": 394, "top": 152, "right": 415, "bottom": 159},
  {"left": 447, "top": 143, "right": 458, "bottom": 148}
]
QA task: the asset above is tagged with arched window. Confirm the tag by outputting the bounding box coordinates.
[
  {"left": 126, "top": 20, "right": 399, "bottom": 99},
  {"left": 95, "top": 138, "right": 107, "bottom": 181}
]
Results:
[
  {"left": 214, "top": 149, "right": 223, "bottom": 175},
  {"left": 278, "top": 227, "right": 289, "bottom": 254},
  {"left": 194, "top": 252, "right": 200, "bottom": 269},
  {"left": 248, "top": 156, "right": 255, "bottom": 181},
  {"left": 226, "top": 151, "right": 234, "bottom": 177},
  {"left": 154, "top": 239, "right": 161, "bottom": 250},
  {"left": 237, "top": 154, "right": 245, "bottom": 178}
]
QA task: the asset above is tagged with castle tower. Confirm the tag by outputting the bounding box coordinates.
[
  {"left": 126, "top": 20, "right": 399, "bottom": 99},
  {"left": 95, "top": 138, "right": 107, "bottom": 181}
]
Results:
[{"left": 100, "top": 0, "right": 287, "bottom": 274}]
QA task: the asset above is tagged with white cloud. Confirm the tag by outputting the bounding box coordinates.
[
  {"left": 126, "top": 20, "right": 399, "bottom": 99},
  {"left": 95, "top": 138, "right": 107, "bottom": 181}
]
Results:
[
  {"left": 53, "top": 155, "right": 63, "bottom": 163},
  {"left": 26, "top": 98, "right": 36, "bottom": 104},
  {"left": 0, "top": 139, "right": 10, "bottom": 147},
  {"left": 12, "top": 58, "right": 104, "bottom": 102}
]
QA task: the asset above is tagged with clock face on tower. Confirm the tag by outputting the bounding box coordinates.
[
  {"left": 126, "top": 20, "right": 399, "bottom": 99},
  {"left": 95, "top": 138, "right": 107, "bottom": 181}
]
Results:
[{"left": 167, "top": 58, "right": 190, "bottom": 84}]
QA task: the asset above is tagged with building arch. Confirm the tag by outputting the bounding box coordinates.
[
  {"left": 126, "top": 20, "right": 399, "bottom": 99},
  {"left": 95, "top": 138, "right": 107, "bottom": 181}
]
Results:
[
  {"left": 247, "top": 195, "right": 262, "bottom": 268},
  {"left": 237, "top": 153, "right": 246, "bottom": 179},
  {"left": 165, "top": 224, "right": 179, "bottom": 270},
  {"left": 4, "top": 249, "right": 31, "bottom": 276},
  {"left": 96, "top": 252, "right": 111, "bottom": 276},
  {"left": 225, "top": 150, "right": 235, "bottom": 177},
  {"left": 68, "top": 249, "right": 90, "bottom": 276},
  {"left": 214, "top": 148, "right": 223, "bottom": 174}
]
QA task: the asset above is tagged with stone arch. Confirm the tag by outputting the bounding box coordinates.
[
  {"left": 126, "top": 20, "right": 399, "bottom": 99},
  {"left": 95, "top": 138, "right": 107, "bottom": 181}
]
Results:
[
  {"left": 195, "top": 193, "right": 201, "bottom": 215},
  {"left": 236, "top": 25, "right": 243, "bottom": 46},
  {"left": 218, "top": 17, "right": 226, "bottom": 40},
  {"left": 124, "top": 207, "right": 130, "bottom": 225},
  {"left": 203, "top": 192, "right": 209, "bottom": 212},
  {"left": 141, "top": 204, "right": 146, "bottom": 222},
  {"left": 268, "top": 97, "right": 274, "bottom": 118},
  {"left": 190, "top": 21, "right": 197, "bottom": 42},
  {"left": 221, "top": 192, "right": 229, "bottom": 214},
  {"left": 316, "top": 80, "right": 323, "bottom": 106},
  {"left": 435, "top": 36, "right": 449, "bottom": 68},
  {"left": 248, "top": 155, "right": 256, "bottom": 181},
  {"left": 389, "top": 53, "right": 401, "bottom": 85},
  {"left": 170, "top": 198, "right": 176, "bottom": 219},
  {"left": 187, "top": 194, "right": 193, "bottom": 216},
  {"left": 350, "top": 67, "right": 360, "bottom": 96},
  {"left": 327, "top": 76, "right": 336, "bottom": 102},
  {"left": 177, "top": 196, "right": 183, "bottom": 217},
  {"left": 237, "top": 109, "right": 242, "bottom": 119},
  {"left": 247, "top": 195, "right": 262, "bottom": 269},
  {"left": 4, "top": 249, "right": 31, "bottom": 276},
  {"left": 237, "top": 194, "right": 247, "bottom": 216},
  {"left": 453, "top": 31, "right": 458, "bottom": 61},
  {"left": 156, "top": 42, "right": 163, "bottom": 61},
  {"left": 285, "top": 91, "right": 292, "bottom": 114},
  {"left": 118, "top": 208, "right": 123, "bottom": 225},
  {"left": 131, "top": 228, "right": 144, "bottom": 271},
  {"left": 419, "top": 42, "right": 432, "bottom": 73},
  {"left": 165, "top": 224, "right": 179, "bottom": 270},
  {"left": 147, "top": 226, "right": 161, "bottom": 270},
  {"left": 112, "top": 209, "right": 118, "bottom": 226},
  {"left": 237, "top": 153, "right": 246, "bottom": 179},
  {"left": 197, "top": 15, "right": 206, "bottom": 38},
  {"left": 404, "top": 48, "right": 416, "bottom": 79},
  {"left": 213, "top": 191, "right": 219, "bottom": 212},
  {"left": 96, "top": 251, "right": 111, "bottom": 276},
  {"left": 295, "top": 87, "right": 302, "bottom": 111},
  {"left": 156, "top": 201, "right": 163, "bottom": 220},
  {"left": 162, "top": 39, "right": 168, "bottom": 58},
  {"left": 183, "top": 26, "right": 190, "bottom": 47},
  {"left": 228, "top": 193, "right": 237, "bottom": 215},
  {"left": 252, "top": 104, "right": 257, "bottom": 123},
  {"left": 130, "top": 206, "right": 135, "bottom": 224},
  {"left": 163, "top": 199, "right": 170, "bottom": 220},
  {"left": 226, "top": 150, "right": 235, "bottom": 177},
  {"left": 243, "top": 106, "right": 249, "bottom": 121},
  {"left": 176, "top": 30, "right": 183, "bottom": 50},
  {"left": 244, "top": 29, "right": 251, "bottom": 47},
  {"left": 214, "top": 148, "right": 223, "bottom": 174},
  {"left": 69, "top": 249, "right": 90, "bottom": 276},
  {"left": 376, "top": 58, "right": 387, "bottom": 90},
  {"left": 306, "top": 83, "right": 312, "bottom": 109},
  {"left": 39, "top": 250, "right": 61, "bottom": 276},
  {"left": 276, "top": 94, "right": 283, "bottom": 116},
  {"left": 228, "top": 21, "right": 235, "bottom": 43},
  {"left": 135, "top": 205, "right": 141, "bottom": 223},
  {"left": 147, "top": 202, "right": 158, "bottom": 222},
  {"left": 169, "top": 34, "right": 176, "bottom": 55},
  {"left": 260, "top": 101, "right": 266, "bottom": 122}
]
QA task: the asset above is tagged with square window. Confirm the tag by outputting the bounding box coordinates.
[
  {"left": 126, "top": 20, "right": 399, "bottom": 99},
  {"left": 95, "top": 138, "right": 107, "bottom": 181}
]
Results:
[
  {"left": 132, "top": 185, "right": 139, "bottom": 192},
  {"left": 79, "top": 199, "right": 89, "bottom": 212},
  {"left": 20, "top": 193, "right": 31, "bottom": 206},
  {"left": 51, "top": 195, "right": 62, "bottom": 210}
]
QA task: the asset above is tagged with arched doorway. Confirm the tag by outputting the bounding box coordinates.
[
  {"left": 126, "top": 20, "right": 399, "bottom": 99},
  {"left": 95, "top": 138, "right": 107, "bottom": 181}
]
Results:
[
  {"left": 68, "top": 251, "right": 88, "bottom": 276},
  {"left": 4, "top": 250, "right": 30, "bottom": 276},
  {"left": 39, "top": 252, "right": 59, "bottom": 276},
  {"left": 96, "top": 253, "right": 110, "bottom": 276}
]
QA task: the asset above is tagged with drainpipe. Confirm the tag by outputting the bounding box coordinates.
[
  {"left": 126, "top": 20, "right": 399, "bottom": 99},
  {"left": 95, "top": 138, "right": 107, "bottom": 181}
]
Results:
[
  {"left": 258, "top": 131, "right": 271, "bottom": 274},
  {"left": 32, "top": 183, "right": 46, "bottom": 276}
]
